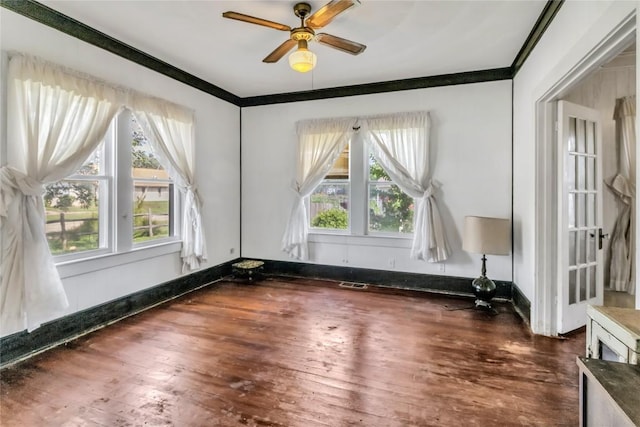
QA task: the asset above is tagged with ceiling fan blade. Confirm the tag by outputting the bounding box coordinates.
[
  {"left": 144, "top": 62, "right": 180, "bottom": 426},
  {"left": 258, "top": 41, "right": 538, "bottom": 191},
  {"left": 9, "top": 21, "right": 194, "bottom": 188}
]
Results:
[
  {"left": 316, "top": 33, "right": 366, "bottom": 55},
  {"left": 263, "top": 39, "right": 298, "bottom": 63},
  {"left": 306, "top": 0, "right": 358, "bottom": 29},
  {"left": 222, "top": 11, "right": 291, "bottom": 32}
]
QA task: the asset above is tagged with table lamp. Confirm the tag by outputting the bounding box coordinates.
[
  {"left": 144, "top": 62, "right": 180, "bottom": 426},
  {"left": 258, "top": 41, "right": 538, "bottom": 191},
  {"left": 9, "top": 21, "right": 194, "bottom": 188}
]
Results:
[{"left": 462, "top": 216, "right": 510, "bottom": 308}]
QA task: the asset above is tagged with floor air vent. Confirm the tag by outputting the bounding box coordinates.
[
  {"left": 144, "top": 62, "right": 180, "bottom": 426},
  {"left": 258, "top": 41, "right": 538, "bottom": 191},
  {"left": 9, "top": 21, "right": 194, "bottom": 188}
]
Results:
[{"left": 339, "top": 282, "right": 368, "bottom": 290}]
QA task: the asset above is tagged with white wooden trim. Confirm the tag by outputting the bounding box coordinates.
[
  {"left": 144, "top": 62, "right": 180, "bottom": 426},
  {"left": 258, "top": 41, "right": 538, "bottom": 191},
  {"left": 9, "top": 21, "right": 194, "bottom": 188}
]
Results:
[{"left": 533, "top": 12, "right": 636, "bottom": 336}]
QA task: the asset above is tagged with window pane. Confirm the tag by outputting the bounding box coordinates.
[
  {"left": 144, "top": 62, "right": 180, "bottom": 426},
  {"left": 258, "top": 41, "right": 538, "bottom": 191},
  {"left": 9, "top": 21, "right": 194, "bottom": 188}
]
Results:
[
  {"left": 369, "top": 182, "right": 413, "bottom": 234},
  {"left": 369, "top": 155, "right": 391, "bottom": 181},
  {"left": 45, "top": 180, "right": 100, "bottom": 255},
  {"left": 131, "top": 117, "right": 163, "bottom": 171},
  {"left": 76, "top": 144, "right": 103, "bottom": 176},
  {"left": 133, "top": 182, "right": 172, "bottom": 242},
  {"left": 309, "top": 183, "right": 349, "bottom": 230},
  {"left": 131, "top": 116, "right": 172, "bottom": 242},
  {"left": 327, "top": 144, "right": 349, "bottom": 179}
]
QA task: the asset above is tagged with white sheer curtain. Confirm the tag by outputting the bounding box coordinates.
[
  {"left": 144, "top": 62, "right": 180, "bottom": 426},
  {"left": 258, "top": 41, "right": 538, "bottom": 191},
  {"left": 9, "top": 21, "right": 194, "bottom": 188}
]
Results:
[
  {"left": 607, "top": 96, "right": 636, "bottom": 295},
  {"left": 363, "top": 112, "right": 450, "bottom": 262},
  {"left": 0, "top": 54, "right": 122, "bottom": 334},
  {"left": 281, "top": 118, "right": 357, "bottom": 260},
  {"left": 131, "top": 95, "right": 206, "bottom": 272}
]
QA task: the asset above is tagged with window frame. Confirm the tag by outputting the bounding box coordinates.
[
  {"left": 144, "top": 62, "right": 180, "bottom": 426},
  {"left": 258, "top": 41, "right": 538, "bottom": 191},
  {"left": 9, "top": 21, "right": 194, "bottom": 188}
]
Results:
[
  {"left": 48, "top": 109, "right": 182, "bottom": 269},
  {"left": 308, "top": 131, "right": 414, "bottom": 239}
]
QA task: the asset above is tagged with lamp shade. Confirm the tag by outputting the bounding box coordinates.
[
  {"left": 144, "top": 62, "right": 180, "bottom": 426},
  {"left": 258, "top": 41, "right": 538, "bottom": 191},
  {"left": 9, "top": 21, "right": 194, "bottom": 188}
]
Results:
[
  {"left": 289, "top": 48, "right": 317, "bottom": 73},
  {"left": 462, "top": 216, "right": 510, "bottom": 255}
]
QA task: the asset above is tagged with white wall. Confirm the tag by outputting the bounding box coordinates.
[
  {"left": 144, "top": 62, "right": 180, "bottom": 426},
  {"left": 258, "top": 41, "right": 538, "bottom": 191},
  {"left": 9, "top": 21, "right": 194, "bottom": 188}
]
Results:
[
  {"left": 563, "top": 65, "right": 636, "bottom": 287},
  {"left": 0, "top": 9, "right": 240, "bottom": 337},
  {"left": 242, "top": 80, "right": 512, "bottom": 281},
  {"left": 513, "top": 1, "right": 637, "bottom": 329}
]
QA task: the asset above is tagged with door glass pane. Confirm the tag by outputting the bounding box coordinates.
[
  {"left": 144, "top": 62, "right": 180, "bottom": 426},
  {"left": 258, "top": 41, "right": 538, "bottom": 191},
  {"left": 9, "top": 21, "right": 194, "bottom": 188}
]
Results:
[
  {"left": 587, "top": 157, "right": 595, "bottom": 190},
  {"left": 568, "top": 193, "right": 576, "bottom": 228},
  {"left": 569, "top": 269, "right": 577, "bottom": 305},
  {"left": 578, "top": 230, "right": 586, "bottom": 264},
  {"left": 569, "top": 117, "right": 576, "bottom": 152},
  {"left": 577, "top": 194, "right": 585, "bottom": 227},
  {"left": 587, "top": 194, "right": 595, "bottom": 226},
  {"left": 569, "top": 231, "right": 577, "bottom": 267},
  {"left": 579, "top": 268, "right": 587, "bottom": 301},
  {"left": 588, "top": 230, "right": 596, "bottom": 263},
  {"left": 577, "top": 156, "right": 585, "bottom": 190},
  {"left": 568, "top": 155, "right": 576, "bottom": 190},
  {"left": 587, "top": 121, "right": 595, "bottom": 154},
  {"left": 577, "top": 118, "right": 586, "bottom": 153},
  {"left": 589, "top": 266, "right": 596, "bottom": 299}
]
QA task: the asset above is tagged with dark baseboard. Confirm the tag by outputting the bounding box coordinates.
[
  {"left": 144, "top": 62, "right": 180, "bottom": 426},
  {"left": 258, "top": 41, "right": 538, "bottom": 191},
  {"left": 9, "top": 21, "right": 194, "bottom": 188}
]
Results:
[
  {"left": 260, "top": 259, "right": 512, "bottom": 300},
  {"left": 511, "top": 282, "right": 531, "bottom": 325},
  {"left": 0, "top": 259, "right": 238, "bottom": 368}
]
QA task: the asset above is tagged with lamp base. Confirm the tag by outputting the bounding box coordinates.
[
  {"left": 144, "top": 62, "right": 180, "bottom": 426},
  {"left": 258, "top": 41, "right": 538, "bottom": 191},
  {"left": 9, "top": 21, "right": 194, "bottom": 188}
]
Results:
[{"left": 472, "top": 275, "right": 496, "bottom": 308}]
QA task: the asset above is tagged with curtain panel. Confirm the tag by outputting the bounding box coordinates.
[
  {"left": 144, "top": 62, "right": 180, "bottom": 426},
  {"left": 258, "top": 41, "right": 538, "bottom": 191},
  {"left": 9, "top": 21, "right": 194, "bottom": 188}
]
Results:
[
  {"left": 131, "top": 94, "right": 206, "bottom": 272},
  {"left": 281, "top": 118, "right": 357, "bottom": 260},
  {"left": 363, "top": 112, "right": 450, "bottom": 262},
  {"left": 607, "top": 96, "right": 636, "bottom": 295},
  {"left": 1, "top": 54, "right": 122, "bottom": 334},
  {"left": 0, "top": 54, "right": 203, "bottom": 334}
]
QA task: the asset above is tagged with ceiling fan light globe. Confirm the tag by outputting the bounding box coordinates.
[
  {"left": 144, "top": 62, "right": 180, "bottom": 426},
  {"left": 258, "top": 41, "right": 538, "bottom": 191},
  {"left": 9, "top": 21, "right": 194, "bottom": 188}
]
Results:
[{"left": 289, "top": 48, "right": 317, "bottom": 73}]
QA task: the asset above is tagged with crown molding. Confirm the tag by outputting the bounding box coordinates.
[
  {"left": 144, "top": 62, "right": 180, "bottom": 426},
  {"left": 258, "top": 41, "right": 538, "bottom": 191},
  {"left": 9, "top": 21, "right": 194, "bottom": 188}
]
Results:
[
  {"left": 511, "top": 0, "right": 565, "bottom": 75},
  {"left": 1, "top": 0, "right": 562, "bottom": 106},
  {"left": 0, "top": 0, "right": 242, "bottom": 106}
]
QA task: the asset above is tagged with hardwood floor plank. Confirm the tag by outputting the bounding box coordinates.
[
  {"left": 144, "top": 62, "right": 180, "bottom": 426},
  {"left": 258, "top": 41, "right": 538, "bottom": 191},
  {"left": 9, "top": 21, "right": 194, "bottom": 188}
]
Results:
[{"left": 1, "top": 277, "right": 584, "bottom": 426}]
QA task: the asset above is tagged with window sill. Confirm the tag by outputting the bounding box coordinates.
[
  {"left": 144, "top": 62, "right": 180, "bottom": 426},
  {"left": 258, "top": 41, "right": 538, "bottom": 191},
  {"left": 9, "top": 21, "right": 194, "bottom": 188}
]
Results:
[
  {"left": 56, "top": 240, "right": 182, "bottom": 279},
  {"left": 308, "top": 232, "right": 412, "bottom": 248}
]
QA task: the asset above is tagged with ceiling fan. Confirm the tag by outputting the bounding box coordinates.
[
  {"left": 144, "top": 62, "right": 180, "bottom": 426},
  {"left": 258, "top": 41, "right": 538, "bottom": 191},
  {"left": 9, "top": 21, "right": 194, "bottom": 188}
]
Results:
[{"left": 222, "top": 0, "right": 366, "bottom": 73}]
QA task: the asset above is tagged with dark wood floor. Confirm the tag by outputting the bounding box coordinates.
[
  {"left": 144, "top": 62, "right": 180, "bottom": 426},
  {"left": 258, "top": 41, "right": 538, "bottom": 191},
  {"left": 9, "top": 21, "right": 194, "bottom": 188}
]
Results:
[{"left": 1, "top": 276, "right": 584, "bottom": 426}]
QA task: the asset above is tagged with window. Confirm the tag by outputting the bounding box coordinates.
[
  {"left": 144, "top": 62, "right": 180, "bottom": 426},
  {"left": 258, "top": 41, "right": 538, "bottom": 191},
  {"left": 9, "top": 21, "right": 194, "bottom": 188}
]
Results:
[
  {"left": 131, "top": 117, "right": 174, "bottom": 244},
  {"left": 309, "top": 144, "right": 349, "bottom": 230},
  {"left": 368, "top": 154, "right": 414, "bottom": 234},
  {"left": 44, "top": 145, "right": 108, "bottom": 255},
  {"left": 44, "top": 110, "right": 178, "bottom": 259},
  {"left": 309, "top": 135, "right": 413, "bottom": 236}
]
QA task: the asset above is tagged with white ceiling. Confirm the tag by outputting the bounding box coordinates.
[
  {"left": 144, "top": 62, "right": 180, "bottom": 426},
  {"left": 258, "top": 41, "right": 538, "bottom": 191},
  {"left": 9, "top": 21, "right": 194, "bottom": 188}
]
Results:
[{"left": 40, "top": 0, "right": 547, "bottom": 98}]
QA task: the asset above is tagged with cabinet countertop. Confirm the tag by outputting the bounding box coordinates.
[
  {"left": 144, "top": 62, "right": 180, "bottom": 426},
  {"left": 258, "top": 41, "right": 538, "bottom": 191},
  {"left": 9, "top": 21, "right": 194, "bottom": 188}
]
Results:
[{"left": 578, "top": 356, "right": 640, "bottom": 425}]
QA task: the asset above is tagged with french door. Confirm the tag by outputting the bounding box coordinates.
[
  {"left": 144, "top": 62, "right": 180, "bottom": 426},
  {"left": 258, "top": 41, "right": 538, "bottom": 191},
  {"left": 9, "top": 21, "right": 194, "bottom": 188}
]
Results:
[{"left": 557, "top": 100, "right": 604, "bottom": 334}]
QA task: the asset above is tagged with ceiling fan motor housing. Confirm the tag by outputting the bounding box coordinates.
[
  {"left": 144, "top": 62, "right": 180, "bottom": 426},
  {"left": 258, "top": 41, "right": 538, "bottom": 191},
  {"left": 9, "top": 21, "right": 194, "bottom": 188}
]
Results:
[{"left": 294, "top": 3, "right": 312, "bottom": 19}]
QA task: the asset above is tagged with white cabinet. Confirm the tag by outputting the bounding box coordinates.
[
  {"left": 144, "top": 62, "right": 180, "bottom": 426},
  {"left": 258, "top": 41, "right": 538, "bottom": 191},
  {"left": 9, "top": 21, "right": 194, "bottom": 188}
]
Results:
[
  {"left": 586, "top": 305, "right": 639, "bottom": 364},
  {"left": 577, "top": 357, "right": 640, "bottom": 427}
]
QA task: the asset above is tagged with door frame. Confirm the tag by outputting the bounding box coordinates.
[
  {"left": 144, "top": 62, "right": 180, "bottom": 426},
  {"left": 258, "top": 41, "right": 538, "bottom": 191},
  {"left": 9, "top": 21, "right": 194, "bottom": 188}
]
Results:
[{"left": 533, "top": 13, "right": 636, "bottom": 336}]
